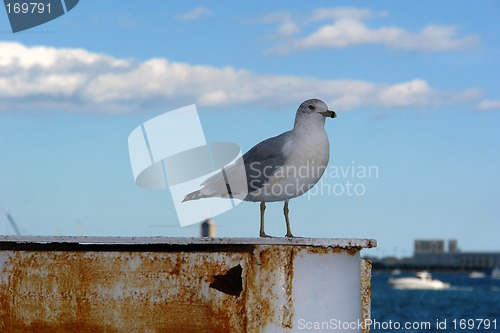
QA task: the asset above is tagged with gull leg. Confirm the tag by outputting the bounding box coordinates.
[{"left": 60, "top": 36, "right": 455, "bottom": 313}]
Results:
[
  {"left": 284, "top": 200, "right": 295, "bottom": 238},
  {"left": 259, "top": 201, "right": 271, "bottom": 238}
]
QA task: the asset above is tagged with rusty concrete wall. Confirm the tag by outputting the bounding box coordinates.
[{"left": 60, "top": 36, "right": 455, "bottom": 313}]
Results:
[
  {"left": 0, "top": 236, "right": 376, "bottom": 333},
  {"left": 360, "top": 259, "right": 372, "bottom": 333}
]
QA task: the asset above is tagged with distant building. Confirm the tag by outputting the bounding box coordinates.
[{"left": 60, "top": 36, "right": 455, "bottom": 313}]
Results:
[
  {"left": 370, "top": 239, "right": 500, "bottom": 271},
  {"left": 412, "top": 239, "right": 500, "bottom": 270},
  {"left": 200, "top": 218, "right": 216, "bottom": 237},
  {"left": 414, "top": 239, "right": 446, "bottom": 254},
  {"left": 448, "top": 239, "right": 459, "bottom": 253}
]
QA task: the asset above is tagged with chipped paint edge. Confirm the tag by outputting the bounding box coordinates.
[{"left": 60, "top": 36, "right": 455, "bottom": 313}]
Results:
[{"left": 0, "top": 236, "right": 376, "bottom": 249}]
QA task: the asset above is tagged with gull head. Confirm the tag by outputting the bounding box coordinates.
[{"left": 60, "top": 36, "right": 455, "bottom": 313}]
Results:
[{"left": 294, "top": 99, "right": 336, "bottom": 128}]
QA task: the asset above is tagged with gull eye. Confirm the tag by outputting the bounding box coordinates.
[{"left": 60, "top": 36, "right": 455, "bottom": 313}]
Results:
[{"left": 308, "top": 105, "right": 315, "bottom": 110}]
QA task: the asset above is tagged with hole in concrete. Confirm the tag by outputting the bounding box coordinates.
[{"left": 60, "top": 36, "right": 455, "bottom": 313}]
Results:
[{"left": 210, "top": 264, "right": 243, "bottom": 296}]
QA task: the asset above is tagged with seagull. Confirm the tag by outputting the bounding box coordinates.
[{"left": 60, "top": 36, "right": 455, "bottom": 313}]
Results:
[{"left": 183, "top": 99, "right": 336, "bottom": 237}]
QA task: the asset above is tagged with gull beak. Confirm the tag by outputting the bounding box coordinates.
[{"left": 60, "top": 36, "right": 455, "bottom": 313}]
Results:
[{"left": 319, "top": 110, "right": 336, "bottom": 118}]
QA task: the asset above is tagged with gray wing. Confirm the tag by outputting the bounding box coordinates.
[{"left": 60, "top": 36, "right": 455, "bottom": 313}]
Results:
[
  {"left": 242, "top": 131, "right": 291, "bottom": 192},
  {"left": 183, "top": 131, "right": 291, "bottom": 201}
]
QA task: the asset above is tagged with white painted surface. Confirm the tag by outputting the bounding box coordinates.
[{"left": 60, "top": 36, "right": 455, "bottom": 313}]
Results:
[{"left": 292, "top": 250, "right": 361, "bottom": 332}]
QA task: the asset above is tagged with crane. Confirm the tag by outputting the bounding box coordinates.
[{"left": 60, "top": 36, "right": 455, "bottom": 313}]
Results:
[{"left": 2, "top": 209, "right": 22, "bottom": 236}]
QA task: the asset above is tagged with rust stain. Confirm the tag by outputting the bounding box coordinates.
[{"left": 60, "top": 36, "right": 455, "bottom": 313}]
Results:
[
  {"left": 282, "top": 247, "right": 295, "bottom": 328},
  {"left": 332, "top": 246, "right": 362, "bottom": 256},
  {"left": 0, "top": 321, "right": 120, "bottom": 333},
  {"left": 243, "top": 246, "right": 296, "bottom": 332},
  {"left": 245, "top": 247, "right": 275, "bottom": 331},
  {"left": 360, "top": 259, "right": 372, "bottom": 333},
  {"left": 301, "top": 245, "right": 361, "bottom": 256},
  {"left": 0, "top": 250, "right": 248, "bottom": 333}
]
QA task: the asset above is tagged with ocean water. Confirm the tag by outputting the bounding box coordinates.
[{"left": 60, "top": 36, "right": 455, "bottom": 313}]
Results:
[{"left": 371, "top": 272, "right": 500, "bottom": 332}]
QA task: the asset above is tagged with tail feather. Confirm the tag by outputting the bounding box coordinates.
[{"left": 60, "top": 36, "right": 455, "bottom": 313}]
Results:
[
  {"left": 182, "top": 190, "right": 204, "bottom": 202},
  {"left": 183, "top": 160, "right": 248, "bottom": 202}
]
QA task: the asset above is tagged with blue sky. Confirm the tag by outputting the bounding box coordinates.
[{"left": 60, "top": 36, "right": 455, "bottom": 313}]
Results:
[{"left": 0, "top": 1, "right": 499, "bottom": 257}]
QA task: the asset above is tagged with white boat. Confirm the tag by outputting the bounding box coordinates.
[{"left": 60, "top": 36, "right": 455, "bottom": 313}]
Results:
[
  {"left": 469, "top": 271, "right": 486, "bottom": 279},
  {"left": 492, "top": 265, "right": 500, "bottom": 279},
  {"left": 388, "top": 271, "right": 450, "bottom": 290}
]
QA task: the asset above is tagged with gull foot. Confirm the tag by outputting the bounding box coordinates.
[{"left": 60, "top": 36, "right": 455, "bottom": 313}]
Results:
[
  {"left": 285, "top": 233, "right": 295, "bottom": 238},
  {"left": 260, "top": 232, "right": 273, "bottom": 238}
]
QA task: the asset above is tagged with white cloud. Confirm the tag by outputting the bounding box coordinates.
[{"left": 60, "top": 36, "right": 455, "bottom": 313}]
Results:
[
  {"left": 178, "top": 7, "right": 213, "bottom": 21},
  {"left": 0, "top": 42, "right": 485, "bottom": 114},
  {"left": 273, "top": 20, "right": 300, "bottom": 38},
  {"left": 475, "top": 100, "right": 500, "bottom": 111},
  {"left": 264, "top": 7, "right": 479, "bottom": 54},
  {"left": 310, "top": 8, "right": 381, "bottom": 21},
  {"left": 378, "top": 80, "right": 431, "bottom": 107},
  {"left": 256, "top": 12, "right": 300, "bottom": 38}
]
